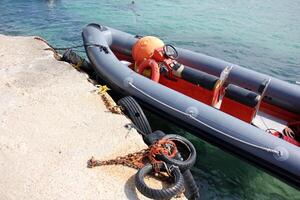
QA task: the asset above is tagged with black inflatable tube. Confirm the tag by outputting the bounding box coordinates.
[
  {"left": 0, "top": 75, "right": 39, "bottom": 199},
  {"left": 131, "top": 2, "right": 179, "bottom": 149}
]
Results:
[
  {"left": 140, "top": 101, "right": 300, "bottom": 189},
  {"left": 82, "top": 24, "right": 300, "bottom": 188},
  {"left": 106, "top": 26, "right": 300, "bottom": 114}
]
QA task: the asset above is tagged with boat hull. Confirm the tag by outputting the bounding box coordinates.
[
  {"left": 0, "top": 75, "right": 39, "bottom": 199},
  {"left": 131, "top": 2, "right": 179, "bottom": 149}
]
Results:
[{"left": 82, "top": 23, "right": 300, "bottom": 188}]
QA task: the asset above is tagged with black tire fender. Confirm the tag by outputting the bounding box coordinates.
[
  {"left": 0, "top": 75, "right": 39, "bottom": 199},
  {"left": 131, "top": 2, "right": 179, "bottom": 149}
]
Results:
[
  {"left": 118, "top": 96, "right": 152, "bottom": 135},
  {"left": 135, "top": 163, "right": 184, "bottom": 199},
  {"left": 158, "top": 134, "right": 197, "bottom": 171}
]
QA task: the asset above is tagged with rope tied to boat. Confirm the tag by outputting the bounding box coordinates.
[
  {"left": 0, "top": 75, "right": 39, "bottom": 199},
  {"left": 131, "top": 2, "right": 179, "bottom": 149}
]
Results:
[
  {"left": 38, "top": 41, "right": 109, "bottom": 53},
  {"left": 93, "top": 85, "right": 122, "bottom": 114},
  {"left": 127, "top": 81, "right": 282, "bottom": 156},
  {"left": 34, "top": 37, "right": 110, "bottom": 55}
]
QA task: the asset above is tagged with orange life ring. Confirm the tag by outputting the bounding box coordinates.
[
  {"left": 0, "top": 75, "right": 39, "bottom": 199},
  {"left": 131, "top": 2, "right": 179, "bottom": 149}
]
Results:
[{"left": 138, "top": 59, "right": 160, "bottom": 82}]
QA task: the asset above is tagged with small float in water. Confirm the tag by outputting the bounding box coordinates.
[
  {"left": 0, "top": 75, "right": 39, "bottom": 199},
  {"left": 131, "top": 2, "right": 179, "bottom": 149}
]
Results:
[{"left": 82, "top": 23, "right": 300, "bottom": 188}]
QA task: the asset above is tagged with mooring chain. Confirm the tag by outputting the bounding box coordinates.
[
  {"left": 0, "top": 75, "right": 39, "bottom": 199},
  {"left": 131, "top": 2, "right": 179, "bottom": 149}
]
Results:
[
  {"left": 88, "top": 136, "right": 192, "bottom": 199},
  {"left": 87, "top": 139, "right": 178, "bottom": 170},
  {"left": 87, "top": 148, "right": 150, "bottom": 169}
]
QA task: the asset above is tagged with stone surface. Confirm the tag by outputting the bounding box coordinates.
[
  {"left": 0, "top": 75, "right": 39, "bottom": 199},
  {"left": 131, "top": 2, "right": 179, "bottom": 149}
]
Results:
[{"left": 0, "top": 35, "right": 185, "bottom": 200}]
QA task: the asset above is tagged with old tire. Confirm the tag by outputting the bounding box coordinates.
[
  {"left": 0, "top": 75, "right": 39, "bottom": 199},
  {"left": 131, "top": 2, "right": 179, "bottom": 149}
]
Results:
[
  {"left": 135, "top": 163, "right": 184, "bottom": 199},
  {"left": 158, "top": 134, "right": 196, "bottom": 171},
  {"left": 118, "top": 96, "right": 152, "bottom": 135}
]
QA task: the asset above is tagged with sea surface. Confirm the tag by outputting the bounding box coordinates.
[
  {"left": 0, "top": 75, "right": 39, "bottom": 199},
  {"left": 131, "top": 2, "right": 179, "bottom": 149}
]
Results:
[{"left": 1, "top": 0, "right": 299, "bottom": 199}]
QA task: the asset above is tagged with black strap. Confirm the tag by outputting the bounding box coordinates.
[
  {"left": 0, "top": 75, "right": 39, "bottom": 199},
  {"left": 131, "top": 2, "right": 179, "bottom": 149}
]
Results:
[{"left": 85, "top": 43, "right": 109, "bottom": 54}]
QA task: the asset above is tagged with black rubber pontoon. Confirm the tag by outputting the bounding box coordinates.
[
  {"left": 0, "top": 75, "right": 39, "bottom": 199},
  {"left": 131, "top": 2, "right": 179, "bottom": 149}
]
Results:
[{"left": 82, "top": 23, "right": 300, "bottom": 188}]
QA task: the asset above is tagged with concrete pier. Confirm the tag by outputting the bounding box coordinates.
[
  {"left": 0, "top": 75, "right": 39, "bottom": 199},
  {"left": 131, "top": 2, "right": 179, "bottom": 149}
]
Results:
[{"left": 0, "top": 35, "right": 185, "bottom": 199}]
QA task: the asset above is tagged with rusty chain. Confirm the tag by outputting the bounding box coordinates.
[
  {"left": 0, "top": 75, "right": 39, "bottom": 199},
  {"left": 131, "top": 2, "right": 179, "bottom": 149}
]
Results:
[
  {"left": 87, "top": 139, "right": 178, "bottom": 170},
  {"left": 87, "top": 148, "right": 150, "bottom": 169}
]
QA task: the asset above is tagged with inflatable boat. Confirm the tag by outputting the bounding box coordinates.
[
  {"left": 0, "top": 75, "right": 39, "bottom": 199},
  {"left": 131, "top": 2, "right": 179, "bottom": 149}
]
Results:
[{"left": 82, "top": 23, "right": 300, "bottom": 188}]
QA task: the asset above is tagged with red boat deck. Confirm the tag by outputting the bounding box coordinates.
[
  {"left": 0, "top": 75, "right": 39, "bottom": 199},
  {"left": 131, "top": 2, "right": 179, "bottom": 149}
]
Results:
[{"left": 116, "top": 52, "right": 300, "bottom": 147}]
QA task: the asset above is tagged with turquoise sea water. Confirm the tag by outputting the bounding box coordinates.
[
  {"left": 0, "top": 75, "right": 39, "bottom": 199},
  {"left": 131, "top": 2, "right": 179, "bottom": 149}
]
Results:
[{"left": 1, "top": 0, "right": 299, "bottom": 199}]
